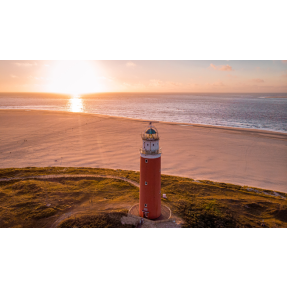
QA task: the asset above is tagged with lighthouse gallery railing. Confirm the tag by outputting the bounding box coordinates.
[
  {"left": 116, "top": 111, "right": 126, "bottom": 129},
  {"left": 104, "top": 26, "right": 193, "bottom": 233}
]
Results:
[
  {"left": 140, "top": 148, "right": 162, "bottom": 155},
  {"left": 141, "top": 133, "right": 159, "bottom": 140}
]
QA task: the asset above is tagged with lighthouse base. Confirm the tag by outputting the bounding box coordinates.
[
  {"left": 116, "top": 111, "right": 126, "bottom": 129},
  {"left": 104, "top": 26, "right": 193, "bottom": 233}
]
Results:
[{"left": 128, "top": 204, "right": 171, "bottom": 221}]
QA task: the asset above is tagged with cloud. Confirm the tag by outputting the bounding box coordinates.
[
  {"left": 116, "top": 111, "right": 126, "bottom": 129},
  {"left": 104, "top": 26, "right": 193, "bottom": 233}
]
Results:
[
  {"left": 126, "top": 61, "right": 136, "bottom": 67},
  {"left": 210, "top": 63, "right": 233, "bottom": 71},
  {"left": 220, "top": 65, "right": 233, "bottom": 71},
  {"left": 211, "top": 81, "right": 225, "bottom": 87},
  {"left": 25, "top": 75, "right": 47, "bottom": 81},
  {"left": 15, "top": 62, "right": 37, "bottom": 67},
  {"left": 168, "top": 81, "right": 182, "bottom": 87},
  {"left": 121, "top": 82, "right": 145, "bottom": 89},
  {"left": 252, "top": 78, "right": 265, "bottom": 83},
  {"left": 148, "top": 79, "right": 182, "bottom": 87},
  {"left": 189, "top": 82, "right": 200, "bottom": 87},
  {"left": 148, "top": 79, "right": 164, "bottom": 87},
  {"left": 227, "top": 74, "right": 237, "bottom": 78},
  {"left": 10, "top": 74, "right": 17, "bottom": 78},
  {"left": 210, "top": 63, "right": 217, "bottom": 70}
]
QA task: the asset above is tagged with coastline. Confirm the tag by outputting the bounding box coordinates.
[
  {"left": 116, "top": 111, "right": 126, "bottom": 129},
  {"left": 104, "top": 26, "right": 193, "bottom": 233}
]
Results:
[{"left": 1, "top": 109, "right": 287, "bottom": 193}]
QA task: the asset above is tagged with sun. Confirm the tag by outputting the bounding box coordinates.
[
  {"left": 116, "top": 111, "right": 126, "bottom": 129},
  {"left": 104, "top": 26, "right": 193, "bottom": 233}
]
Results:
[{"left": 45, "top": 61, "right": 102, "bottom": 96}]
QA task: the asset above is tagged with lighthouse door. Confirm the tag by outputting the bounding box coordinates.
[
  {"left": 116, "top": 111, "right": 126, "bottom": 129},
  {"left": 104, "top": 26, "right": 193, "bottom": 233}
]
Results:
[{"left": 142, "top": 211, "right": 149, "bottom": 218}]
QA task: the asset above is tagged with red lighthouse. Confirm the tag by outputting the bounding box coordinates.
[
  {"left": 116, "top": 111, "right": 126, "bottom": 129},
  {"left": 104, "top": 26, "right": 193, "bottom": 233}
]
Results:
[{"left": 139, "top": 122, "right": 162, "bottom": 219}]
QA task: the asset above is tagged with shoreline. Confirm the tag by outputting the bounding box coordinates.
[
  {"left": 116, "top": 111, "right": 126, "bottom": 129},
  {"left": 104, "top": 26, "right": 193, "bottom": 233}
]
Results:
[
  {"left": 1, "top": 108, "right": 286, "bottom": 137},
  {"left": 1, "top": 109, "right": 287, "bottom": 193}
]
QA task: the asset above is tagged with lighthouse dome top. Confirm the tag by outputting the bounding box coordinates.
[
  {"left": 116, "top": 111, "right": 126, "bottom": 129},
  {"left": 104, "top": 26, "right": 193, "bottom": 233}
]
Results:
[
  {"left": 141, "top": 122, "right": 159, "bottom": 140},
  {"left": 145, "top": 128, "right": 157, "bottom": 135}
]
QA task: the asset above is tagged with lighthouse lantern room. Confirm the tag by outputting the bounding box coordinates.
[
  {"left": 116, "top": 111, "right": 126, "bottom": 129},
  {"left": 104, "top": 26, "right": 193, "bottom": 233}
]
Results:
[{"left": 139, "top": 122, "right": 162, "bottom": 219}]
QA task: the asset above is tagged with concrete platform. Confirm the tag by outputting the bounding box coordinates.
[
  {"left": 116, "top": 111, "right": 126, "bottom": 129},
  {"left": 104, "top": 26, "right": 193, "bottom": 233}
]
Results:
[{"left": 128, "top": 204, "right": 171, "bottom": 221}]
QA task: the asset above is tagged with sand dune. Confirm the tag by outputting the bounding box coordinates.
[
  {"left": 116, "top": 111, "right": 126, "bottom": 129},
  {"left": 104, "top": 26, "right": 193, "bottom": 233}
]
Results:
[{"left": 0, "top": 109, "right": 286, "bottom": 192}]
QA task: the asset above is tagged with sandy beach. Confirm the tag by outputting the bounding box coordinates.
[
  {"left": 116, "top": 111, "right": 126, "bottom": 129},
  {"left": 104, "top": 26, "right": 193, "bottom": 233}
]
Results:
[{"left": 0, "top": 109, "right": 287, "bottom": 193}]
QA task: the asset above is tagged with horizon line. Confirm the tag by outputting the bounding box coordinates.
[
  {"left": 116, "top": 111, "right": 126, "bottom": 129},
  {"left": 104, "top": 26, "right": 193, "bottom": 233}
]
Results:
[{"left": 1, "top": 91, "right": 287, "bottom": 95}]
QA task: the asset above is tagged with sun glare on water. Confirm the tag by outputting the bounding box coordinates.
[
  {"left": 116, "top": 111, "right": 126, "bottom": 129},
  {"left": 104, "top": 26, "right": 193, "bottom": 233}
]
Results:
[
  {"left": 46, "top": 61, "right": 102, "bottom": 95},
  {"left": 69, "top": 96, "right": 84, "bottom": 113}
]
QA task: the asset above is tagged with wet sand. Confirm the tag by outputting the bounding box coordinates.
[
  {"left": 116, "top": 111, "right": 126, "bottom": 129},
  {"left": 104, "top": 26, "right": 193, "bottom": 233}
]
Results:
[{"left": 1, "top": 109, "right": 287, "bottom": 192}]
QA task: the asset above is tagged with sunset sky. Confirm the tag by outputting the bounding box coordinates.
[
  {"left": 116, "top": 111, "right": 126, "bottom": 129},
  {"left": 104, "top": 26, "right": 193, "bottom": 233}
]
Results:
[{"left": 0, "top": 60, "right": 286, "bottom": 94}]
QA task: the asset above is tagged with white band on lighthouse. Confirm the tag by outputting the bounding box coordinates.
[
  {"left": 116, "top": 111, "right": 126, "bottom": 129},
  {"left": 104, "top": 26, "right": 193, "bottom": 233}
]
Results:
[{"left": 140, "top": 153, "right": 161, "bottom": 159}]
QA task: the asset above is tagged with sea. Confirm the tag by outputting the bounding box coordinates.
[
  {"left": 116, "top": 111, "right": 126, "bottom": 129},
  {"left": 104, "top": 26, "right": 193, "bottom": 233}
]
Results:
[{"left": 1, "top": 92, "right": 287, "bottom": 133}]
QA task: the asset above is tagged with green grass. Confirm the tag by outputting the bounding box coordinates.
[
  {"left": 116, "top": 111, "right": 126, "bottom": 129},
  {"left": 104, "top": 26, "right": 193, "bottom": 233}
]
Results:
[
  {"left": 0, "top": 167, "right": 286, "bottom": 228},
  {"left": 0, "top": 167, "right": 140, "bottom": 183},
  {"left": 59, "top": 211, "right": 135, "bottom": 228},
  {"left": 160, "top": 175, "right": 287, "bottom": 228},
  {"left": 0, "top": 174, "right": 139, "bottom": 228},
  {"left": 174, "top": 199, "right": 237, "bottom": 228}
]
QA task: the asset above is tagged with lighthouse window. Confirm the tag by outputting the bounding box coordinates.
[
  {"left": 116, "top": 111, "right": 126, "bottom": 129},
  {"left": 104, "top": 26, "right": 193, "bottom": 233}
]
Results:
[
  {"left": 145, "top": 159, "right": 148, "bottom": 163},
  {"left": 145, "top": 181, "right": 148, "bottom": 185},
  {"left": 144, "top": 204, "right": 147, "bottom": 207}
]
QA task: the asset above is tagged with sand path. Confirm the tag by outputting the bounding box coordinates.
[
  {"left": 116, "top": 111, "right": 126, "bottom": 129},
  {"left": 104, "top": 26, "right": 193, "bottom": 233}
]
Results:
[{"left": 0, "top": 174, "right": 139, "bottom": 188}]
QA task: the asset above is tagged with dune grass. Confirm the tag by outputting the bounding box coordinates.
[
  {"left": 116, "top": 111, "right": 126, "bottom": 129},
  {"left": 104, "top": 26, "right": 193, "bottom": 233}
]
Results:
[
  {"left": 0, "top": 167, "right": 286, "bottom": 228},
  {"left": 59, "top": 211, "right": 135, "bottom": 228},
  {"left": 160, "top": 175, "right": 287, "bottom": 228},
  {"left": 0, "top": 174, "right": 139, "bottom": 228},
  {"left": 0, "top": 167, "right": 140, "bottom": 183}
]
